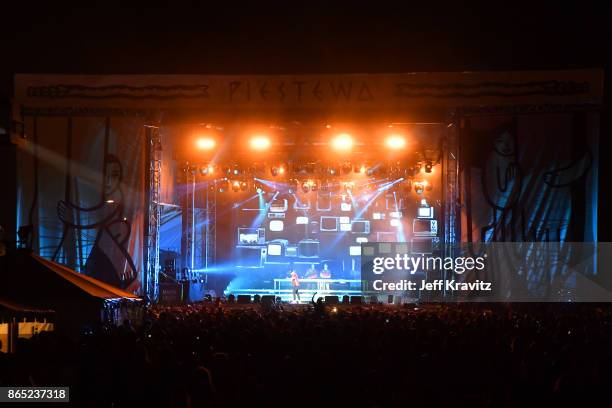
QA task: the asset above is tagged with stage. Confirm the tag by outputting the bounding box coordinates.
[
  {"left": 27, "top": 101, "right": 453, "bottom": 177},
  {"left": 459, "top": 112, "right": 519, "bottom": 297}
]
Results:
[{"left": 10, "top": 70, "right": 603, "bottom": 303}]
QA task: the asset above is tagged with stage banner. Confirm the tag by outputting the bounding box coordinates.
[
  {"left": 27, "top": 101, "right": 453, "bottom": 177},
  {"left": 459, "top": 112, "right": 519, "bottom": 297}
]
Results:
[
  {"left": 14, "top": 70, "right": 603, "bottom": 112},
  {"left": 16, "top": 116, "right": 145, "bottom": 293},
  {"left": 458, "top": 112, "right": 598, "bottom": 289}
]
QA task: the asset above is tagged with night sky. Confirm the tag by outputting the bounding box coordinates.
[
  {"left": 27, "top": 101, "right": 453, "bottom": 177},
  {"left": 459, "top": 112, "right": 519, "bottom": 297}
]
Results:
[{"left": 1, "top": 2, "right": 611, "bottom": 236}]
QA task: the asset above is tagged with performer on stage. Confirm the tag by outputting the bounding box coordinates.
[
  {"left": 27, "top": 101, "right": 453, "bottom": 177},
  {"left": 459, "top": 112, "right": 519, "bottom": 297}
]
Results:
[
  {"left": 319, "top": 263, "right": 331, "bottom": 291},
  {"left": 290, "top": 269, "right": 300, "bottom": 302},
  {"left": 320, "top": 263, "right": 331, "bottom": 279},
  {"left": 305, "top": 263, "right": 318, "bottom": 279}
]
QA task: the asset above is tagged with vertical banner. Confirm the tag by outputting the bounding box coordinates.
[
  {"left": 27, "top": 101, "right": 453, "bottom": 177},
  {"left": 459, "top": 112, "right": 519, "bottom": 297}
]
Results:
[{"left": 16, "top": 116, "right": 145, "bottom": 293}]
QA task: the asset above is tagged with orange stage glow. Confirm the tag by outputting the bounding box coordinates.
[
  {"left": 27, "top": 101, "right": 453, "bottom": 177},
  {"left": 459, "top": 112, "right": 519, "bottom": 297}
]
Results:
[
  {"left": 278, "top": 166, "right": 285, "bottom": 174},
  {"left": 249, "top": 135, "right": 271, "bottom": 150},
  {"left": 332, "top": 133, "right": 353, "bottom": 151},
  {"left": 196, "top": 137, "right": 216, "bottom": 150},
  {"left": 385, "top": 135, "right": 406, "bottom": 150}
]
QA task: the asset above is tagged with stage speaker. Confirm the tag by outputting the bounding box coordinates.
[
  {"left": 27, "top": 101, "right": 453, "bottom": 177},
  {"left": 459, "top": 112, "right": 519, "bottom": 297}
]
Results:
[
  {"left": 237, "top": 295, "right": 251, "bottom": 304},
  {"left": 261, "top": 295, "right": 276, "bottom": 305},
  {"left": 350, "top": 296, "right": 363, "bottom": 304},
  {"left": 342, "top": 295, "right": 350, "bottom": 304},
  {"left": 324, "top": 295, "right": 339, "bottom": 304}
]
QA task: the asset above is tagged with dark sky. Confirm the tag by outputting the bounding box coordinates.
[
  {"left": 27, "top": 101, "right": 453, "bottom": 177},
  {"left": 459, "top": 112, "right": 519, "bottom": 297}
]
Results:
[
  {"left": 1, "top": 3, "right": 610, "bottom": 92},
  {"left": 1, "top": 2, "right": 611, "bottom": 236}
]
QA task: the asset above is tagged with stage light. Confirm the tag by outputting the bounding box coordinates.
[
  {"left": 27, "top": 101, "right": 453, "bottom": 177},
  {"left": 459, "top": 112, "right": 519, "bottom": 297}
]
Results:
[
  {"left": 199, "top": 165, "right": 214, "bottom": 176},
  {"left": 343, "top": 181, "right": 354, "bottom": 193},
  {"left": 240, "top": 181, "right": 248, "bottom": 191},
  {"left": 360, "top": 165, "right": 367, "bottom": 174},
  {"left": 332, "top": 133, "right": 353, "bottom": 151},
  {"left": 304, "top": 179, "right": 317, "bottom": 191},
  {"left": 424, "top": 162, "right": 433, "bottom": 173},
  {"left": 218, "top": 180, "right": 229, "bottom": 193},
  {"left": 195, "top": 137, "right": 216, "bottom": 150},
  {"left": 385, "top": 135, "right": 406, "bottom": 150},
  {"left": 249, "top": 135, "right": 271, "bottom": 151},
  {"left": 232, "top": 181, "right": 240, "bottom": 192},
  {"left": 106, "top": 199, "right": 115, "bottom": 204},
  {"left": 279, "top": 166, "right": 285, "bottom": 175}
]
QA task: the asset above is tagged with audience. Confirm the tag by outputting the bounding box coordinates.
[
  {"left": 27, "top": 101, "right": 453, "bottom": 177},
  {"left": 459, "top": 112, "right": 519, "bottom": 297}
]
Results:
[{"left": 1, "top": 301, "right": 611, "bottom": 407}]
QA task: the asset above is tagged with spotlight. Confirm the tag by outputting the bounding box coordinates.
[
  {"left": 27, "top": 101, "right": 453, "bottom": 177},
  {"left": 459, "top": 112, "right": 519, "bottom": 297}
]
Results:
[
  {"left": 331, "top": 133, "right": 353, "bottom": 151},
  {"left": 328, "top": 167, "right": 337, "bottom": 176},
  {"left": 199, "top": 165, "right": 214, "bottom": 176},
  {"left": 218, "top": 180, "right": 229, "bottom": 193},
  {"left": 307, "top": 180, "right": 317, "bottom": 191},
  {"left": 359, "top": 165, "right": 367, "bottom": 174},
  {"left": 249, "top": 135, "right": 271, "bottom": 151},
  {"left": 195, "top": 137, "right": 216, "bottom": 150},
  {"left": 424, "top": 162, "right": 433, "bottom": 173},
  {"left": 240, "top": 181, "right": 248, "bottom": 191},
  {"left": 385, "top": 135, "right": 406, "bottom": 150},
  {"left": 414, "top": 182, "right": 424, "bottom": 195},
  {"left": 233, "top": 168, "right": 241, "bottom": 176},
  {"left": 232, "top": 181, "right": 240, "bottom": 192},
  {"left": 279, "top": 166, "right": 285, "bottom": 175}
]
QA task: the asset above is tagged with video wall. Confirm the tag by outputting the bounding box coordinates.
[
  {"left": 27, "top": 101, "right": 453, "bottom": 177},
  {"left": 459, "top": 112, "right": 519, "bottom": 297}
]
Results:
[{"left": 231, "top": 178, "right": 440, "bottom": 283}]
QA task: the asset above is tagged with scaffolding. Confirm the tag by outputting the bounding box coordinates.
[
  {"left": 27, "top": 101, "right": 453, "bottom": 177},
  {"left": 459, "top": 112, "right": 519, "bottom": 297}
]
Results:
[
  {"left": 442, "top": 117, "right": 460, "bottom": 298},
  {"left": 144, "top": 125, "right": 162, "bottom": 301},
  {"left": 203, "top": 183, "right": 217, "bottom": 270}
]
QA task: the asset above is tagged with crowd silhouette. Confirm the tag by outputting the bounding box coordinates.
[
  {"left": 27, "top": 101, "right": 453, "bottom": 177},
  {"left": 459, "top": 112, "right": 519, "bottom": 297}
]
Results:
[{"left": 1, "top": 301, "right": 611, "bottom": 407}]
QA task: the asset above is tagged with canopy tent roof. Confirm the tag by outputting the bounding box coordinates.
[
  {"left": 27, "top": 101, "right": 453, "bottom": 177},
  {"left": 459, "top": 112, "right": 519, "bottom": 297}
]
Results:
[
  {"left": 30, "top": 253, "right": 140, "bottom": 300},
  {"left": 0, "top": 250, "right": 141, "bottom": 307},
  {"left": 0, "top": 298, "right": 55, "bottom": 322}
]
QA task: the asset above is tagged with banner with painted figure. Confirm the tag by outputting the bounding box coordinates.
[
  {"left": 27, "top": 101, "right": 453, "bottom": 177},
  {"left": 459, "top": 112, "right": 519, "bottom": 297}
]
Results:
[
  {"left": 459, "top": 112, "right": 599, "bottom": 298},
  {"left": 16, "top": 116, "right": 145, "bottom": 293}
]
